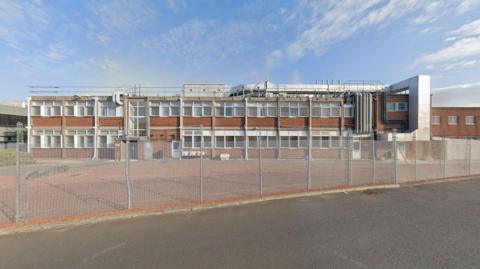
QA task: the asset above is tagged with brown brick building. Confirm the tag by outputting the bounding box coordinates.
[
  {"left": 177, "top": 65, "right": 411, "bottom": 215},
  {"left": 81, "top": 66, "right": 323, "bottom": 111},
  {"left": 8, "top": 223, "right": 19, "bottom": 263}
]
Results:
[
  {"left": 431, "top": 107, "right": 480, "bottom": 138},
  {"left": 27, "top": 76, "right": 436, "bottom": 160}
]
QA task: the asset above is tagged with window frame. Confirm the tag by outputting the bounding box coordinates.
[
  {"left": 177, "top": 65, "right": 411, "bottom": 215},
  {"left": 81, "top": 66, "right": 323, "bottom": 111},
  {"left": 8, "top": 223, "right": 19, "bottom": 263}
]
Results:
[
  {"left": 247, "top": 102, "right": 277, "bottom": 117},
  {"left": 183, "top": 101, "right": 212, "bottom": 117},
  {"left": 465, "top": 115, "right": 475, "bottom": 126},
  {"left": 447, "top": 115, "right": 458, "bottom": 125},
  {"left": 214, "top": 102, "right": 244, "bottom": 117},
  {"left": 31, "top": 129, "right": 62, "bottom": 148},
  {"left": 100, "top": 101, "right": 122, "bottom": 117},
  {"left": 431, "top": 115, "right": 441, "bottom": 125},
  {"left": 279, "top": 102, "right": 308, "bottom": 118}
]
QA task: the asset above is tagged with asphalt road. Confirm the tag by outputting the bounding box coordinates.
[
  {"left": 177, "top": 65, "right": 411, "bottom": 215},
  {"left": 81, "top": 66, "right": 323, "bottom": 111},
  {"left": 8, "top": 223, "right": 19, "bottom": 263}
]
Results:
[{"left": 1, "top": 179, "right": 480, "bottom": 269}]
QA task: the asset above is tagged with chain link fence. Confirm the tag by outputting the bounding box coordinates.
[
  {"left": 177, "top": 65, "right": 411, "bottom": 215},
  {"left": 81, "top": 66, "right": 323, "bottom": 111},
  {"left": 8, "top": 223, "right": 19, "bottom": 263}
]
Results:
[{"left": 0, "top": 130, "right": 478, "bottom": 225}]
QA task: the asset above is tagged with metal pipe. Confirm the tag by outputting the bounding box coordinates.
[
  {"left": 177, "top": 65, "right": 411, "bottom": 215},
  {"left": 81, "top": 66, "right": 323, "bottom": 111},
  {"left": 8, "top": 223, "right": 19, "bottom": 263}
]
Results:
[
  {"left": 200, "top": 138, "right": 204, "bottom": 201},
  {"left": 125, "top": 137, "right": 132, "bottom": 209}
]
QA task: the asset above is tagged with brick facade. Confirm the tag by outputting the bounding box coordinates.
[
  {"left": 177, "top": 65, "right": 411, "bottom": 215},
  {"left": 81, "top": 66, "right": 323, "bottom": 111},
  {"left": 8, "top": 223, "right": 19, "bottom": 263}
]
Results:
[{"left": 431, "top": 107, "right": 480, "bottom": 138}]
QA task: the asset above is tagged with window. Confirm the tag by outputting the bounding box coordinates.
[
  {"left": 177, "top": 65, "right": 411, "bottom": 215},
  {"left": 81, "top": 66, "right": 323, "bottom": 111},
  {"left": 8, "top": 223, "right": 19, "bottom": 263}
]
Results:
[
  {"left": 225, "top": 136, "right": 235, "bottom": 147},
  {"left": 330, "top": 103, "right": 341, "bottom": 117},
  {"left": 204, "top": 136, "right": 212, "bottom": 147},
  {"left": 312, "top": 102, "right": 340, "bottom": 118},
  {"left": 98, "top": 129, "right": 120, "bottom": 148},
  {"left": 64, "top": 102, "right": 75, "bottom": 116},
  {"left": 247, "top": 136, "right": 277, "bottom": 148},
  {"left": 75, "top": 101, "right": 94, "bottom": 116},
  {"left": 431, "top": 116, "right": 441, "bottom": 125},
  {"left": 214, "top": 135, "right": 245, "bottom": 148},
  {"left": 281, "top": 136, "right": 289, "bottom": 147},
  {"left": 465, "top": 116, "right": 475, "bottom": 125},
  {"left": 31, "top": 130, "right": 62, "bottom": 148},
  {"left": 31, "top": 102, "right": 41, "bottom": 116},
  {"left": 64, "top": 135, "right": 75, "bottom": 148},
  {"left": 183, "top": 102, "right": 212, "bottom": 117},
  {"left": 0, "top": 114, "right": 26, "bottom": 127},
  {"left": 32, "top": 136, "right": 41, "bottom": 147},
  {"left": 267, "top": 136, "right": 277, "bottom": 148},
  {"left": 248, "top": 136, "right": 257, "bottom": 147},
  {"left": 386, "top": 102, "right": 396, "bottom": 112},
  {"left": 248, "top": 102, "right": 277, "bottom": 117},
  {"left": 215, "top": 102, "right": 244, "bottom": 117},
  {"left": 184, "top": 136, "right": 192, "bottom": 148},
  {"left": 100, "top": 101, "right": 123, "bottom": 117},
  {"left": 331, "top": 136, "right": 340, "bottom": 148},
  {"left": 344, "top": 105, "right": 354, "bottom": 117},
  {"left": 397, "top": 102, "right": 408, "bottom": 111},
  {"left": 64, "top": 100, "right": 94, "bottom": 116},
  {"left": 65, "top": 129, "right": 95, "bottom": 148},
  {"left": 194, "top": 136, "right": 202, "bottom": 148},
  {"left": 279, "top": 102, "right": 308, "bottom": 117},
  {"left": 387, "top": 102, "right": 408, "bottom": 112},
  {"left": 183, "top": 130, "right": 212, "bottom": 148},
  {"left": 448, "top": 116, "right": 458, "bottom": 125},
  {"left": 279, "top": 136, "right": 309, "bottom": 148},
  {"left": 215, "top": 136, "right": 224, "bottom": 148},
  {"left": 31, "top": 101, "right": 62, "bottom": 116},
  {"left": 150, "top": 101, "right": 179, "bottom": 116},
  {"left": 128, "top": 101, "right": 147, "bottom": 136}
]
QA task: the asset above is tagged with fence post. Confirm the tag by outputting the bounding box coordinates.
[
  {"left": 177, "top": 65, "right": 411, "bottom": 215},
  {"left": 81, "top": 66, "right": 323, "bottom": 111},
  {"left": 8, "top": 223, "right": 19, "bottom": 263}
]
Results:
[
  {"left": 468, "top": 138, "right": 472, "bottom": 176},
  {"left": 392, "top": 133, "right": 397, "bottom": 184},
  {"left": 465, "top": 138, "right": 470, "bottom": 176},
  {"left": 125, "top": 137, "right": 132, "bottom": 209},
  {"left": 413, "top": 134, "right": 417, "bottom": 181},
  {"left": 347, "top": 131, "right": 352, "bottom": 185},
  {"left": 307, "top": 133, "right": 312, "bottom": 190},
  {"left": 258, "top": 136, "right": 263, "bottom": 196},
  {"left": 200, "top": 138, "right": 204, "bottom": 202},
  {"left": 442, "top": 137, "right": 447, "bottom": 178},
  {"left": 15, "top": 122, "right": 23, "bottom": 222},
  {"left": 371, "top": 136, "right": 375, "bottom": 184}
]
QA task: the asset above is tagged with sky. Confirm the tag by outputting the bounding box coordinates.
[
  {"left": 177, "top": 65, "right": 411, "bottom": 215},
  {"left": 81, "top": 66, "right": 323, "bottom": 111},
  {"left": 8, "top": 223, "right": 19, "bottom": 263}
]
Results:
[{"left": 0, "top": 0, "right": 480, "bottom": 103}]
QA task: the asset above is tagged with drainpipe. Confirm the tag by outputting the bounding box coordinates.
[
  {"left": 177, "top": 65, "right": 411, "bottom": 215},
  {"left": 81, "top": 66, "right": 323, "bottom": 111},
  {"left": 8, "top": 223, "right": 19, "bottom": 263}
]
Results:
[
  {"left": 92, "top": 96, "right": 98, "bottom": 160},
  {"left": 26, "top": 97, "right": 31, "bottom": 153}
]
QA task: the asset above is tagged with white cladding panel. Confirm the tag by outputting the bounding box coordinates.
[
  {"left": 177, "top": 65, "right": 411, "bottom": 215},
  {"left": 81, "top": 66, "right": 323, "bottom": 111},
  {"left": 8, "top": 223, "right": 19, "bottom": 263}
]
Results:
[{"left": 390, "top": 75, "right": 431, "bottom": 141}]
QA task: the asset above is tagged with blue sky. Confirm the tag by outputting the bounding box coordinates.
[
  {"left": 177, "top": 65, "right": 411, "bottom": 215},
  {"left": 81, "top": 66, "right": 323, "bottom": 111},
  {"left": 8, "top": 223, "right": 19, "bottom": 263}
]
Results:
[{"left": 1, "top": 0, "right": 480, "bottom": 101}]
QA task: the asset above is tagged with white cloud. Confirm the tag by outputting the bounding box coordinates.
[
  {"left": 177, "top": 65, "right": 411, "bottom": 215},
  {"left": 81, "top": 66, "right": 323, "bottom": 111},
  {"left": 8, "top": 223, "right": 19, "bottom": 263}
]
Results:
[
  {"left": 432, "top": 82, "right": 480, "bottom": 106},
  {"left": 142, "top": 18, "right": 269, "bottom": 68},
  {"left": 0, "top": 0, "right": 49, "bottom": 50},
  {"left": 413, "top": 1, "right": 446, "bottom": 25},
  {"left": 457, "top": 0, "right": 480, "bottom": 14},
  {"left": 87, "top": 0, "right": 156, "bottom": 45},
  {"left": 268, "top": 0, "right": 426, "bottom": 65},
  {"left": 415, "top": 19, "right": 480, "bottom": 71},
  {"left": 267, "top": 0, "right": 480, "bottom": 66},
  {"left": 165, "top": 0, "right": 187, "bottom": 12},
  {"left": 415, "top": 37, "right": 480, "bottom": 65},
  {"left": 447, "top": 19, "right": 480, "bottom": 40},
  {"left": 421, "top": 26, "right": 441, "bottom": 34},
  {"left": 443, "top": 60, "right": 478, "bottom": 70},
  {"left": 46, "top": 43, "right": 74, "bottom": 63}
]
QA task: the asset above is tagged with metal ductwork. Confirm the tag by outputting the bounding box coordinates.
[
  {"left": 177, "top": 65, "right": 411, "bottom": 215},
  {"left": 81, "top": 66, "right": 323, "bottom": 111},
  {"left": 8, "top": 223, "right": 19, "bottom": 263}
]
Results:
[
  {"left": 354, "top": 93, "right": 373, "bottom": 134},
  {"left": 112, "top": 91, "right": 124, "bottom": 105}
]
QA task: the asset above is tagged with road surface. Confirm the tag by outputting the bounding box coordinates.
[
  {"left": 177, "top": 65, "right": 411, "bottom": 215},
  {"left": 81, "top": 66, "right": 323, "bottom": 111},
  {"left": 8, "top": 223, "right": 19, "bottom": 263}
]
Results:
[{"left": 1, "top": 179, "right": 480, "bottom": 269}]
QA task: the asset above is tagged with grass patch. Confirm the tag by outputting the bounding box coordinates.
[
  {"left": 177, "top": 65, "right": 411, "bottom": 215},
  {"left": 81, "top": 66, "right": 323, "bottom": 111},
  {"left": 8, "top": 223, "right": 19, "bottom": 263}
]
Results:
[{"left": 0, "top": 149, "right": 34, "bottom": 167}]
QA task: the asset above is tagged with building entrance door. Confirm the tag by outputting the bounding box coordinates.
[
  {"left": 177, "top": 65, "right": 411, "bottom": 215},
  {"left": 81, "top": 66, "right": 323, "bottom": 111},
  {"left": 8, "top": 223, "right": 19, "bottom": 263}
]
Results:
[
  {"left": 352, "top": 139, "right": 361, "bottom": 159},
  {"left": 172, "top": 141, "right": 181, "bottom": 159},
  {"left": 129, "top": 141, "right": 138, "bottom": 160}
]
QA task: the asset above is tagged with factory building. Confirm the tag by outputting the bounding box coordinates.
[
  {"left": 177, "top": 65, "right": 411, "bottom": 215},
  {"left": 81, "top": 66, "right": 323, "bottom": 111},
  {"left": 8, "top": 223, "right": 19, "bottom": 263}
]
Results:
[
  {"left": 26, "top": 75, "right": 442, "bottom": 160},
  {"left": 0, "top": 103, "right": 27, "bottom": 148}
]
